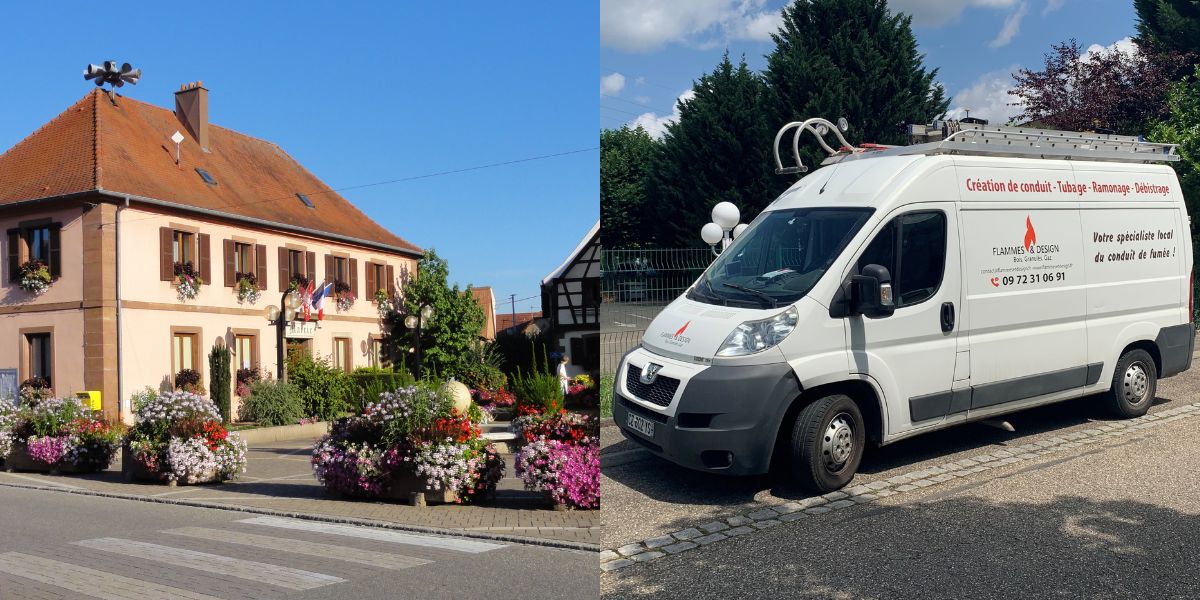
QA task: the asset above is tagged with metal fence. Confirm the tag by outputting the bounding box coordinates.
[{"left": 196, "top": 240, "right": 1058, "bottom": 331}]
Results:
[{"left": 600, "top": 248, "right": 714, "bottom": 375}]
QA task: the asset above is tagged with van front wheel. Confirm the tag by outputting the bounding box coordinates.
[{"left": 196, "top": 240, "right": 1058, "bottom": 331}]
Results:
[
  {"left": 1106, "top": 349, "right": 1157, "bottom": 418},
  {"left": 789, "top": 394, "right": 865, "bottom": 493}
]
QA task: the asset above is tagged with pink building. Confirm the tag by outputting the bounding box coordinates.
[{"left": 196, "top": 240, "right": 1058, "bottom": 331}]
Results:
[{"left": 0, "top": 84, "right": 421, "bottom": 420}]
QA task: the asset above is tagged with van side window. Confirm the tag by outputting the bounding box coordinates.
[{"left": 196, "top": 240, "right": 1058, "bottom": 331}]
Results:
[{"left": 857, "top": 211, "right": 946, "bottom": 308}]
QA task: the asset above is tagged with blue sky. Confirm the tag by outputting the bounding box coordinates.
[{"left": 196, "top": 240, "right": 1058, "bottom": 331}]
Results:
[
  {"left": 0, "top": 2, "right": 597, "bottom": 314},
  {"left": 601, "top": 0, "right": 1138, "bottom": 135}
]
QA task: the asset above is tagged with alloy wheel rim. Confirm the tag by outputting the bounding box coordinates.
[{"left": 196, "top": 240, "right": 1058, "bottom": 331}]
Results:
[
  {"left": 1122, "top": 362, "right": 1150, "bottom": 405},
  {"left": 822, "top": 413, "right": 854, "bottom": 470}
]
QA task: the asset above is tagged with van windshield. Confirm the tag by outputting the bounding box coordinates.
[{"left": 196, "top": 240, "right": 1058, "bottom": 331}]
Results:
[{"left": 689, "top": 208, "right": 874, "bottom": 308}]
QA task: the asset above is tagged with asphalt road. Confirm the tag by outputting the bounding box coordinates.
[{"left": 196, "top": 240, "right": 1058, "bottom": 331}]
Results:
[
  {"left": 0, "top": 486, "right": 597, "bottom": 600},
  {"left": 601, "top": 364, "right": 1200, "bottom": 599}
]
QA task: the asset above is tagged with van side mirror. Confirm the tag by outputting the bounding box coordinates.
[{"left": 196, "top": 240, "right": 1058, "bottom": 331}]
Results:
[{"left": 850, "top": 264, "right": 895, "bottom": 318}]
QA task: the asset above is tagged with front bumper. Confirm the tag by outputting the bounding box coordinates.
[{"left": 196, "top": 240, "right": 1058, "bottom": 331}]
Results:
[{"left": 613, "top": 348, "right": 800, "bottom": 475}]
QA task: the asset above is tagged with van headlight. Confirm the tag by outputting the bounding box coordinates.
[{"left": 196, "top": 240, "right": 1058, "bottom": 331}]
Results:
[{"left": 716, "top": 306, "right": 799, "bottom": 357}]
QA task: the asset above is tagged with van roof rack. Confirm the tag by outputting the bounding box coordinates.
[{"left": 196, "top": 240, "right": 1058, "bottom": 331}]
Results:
[{"left": 774, "top": 118, "right": 1179, "bottom": 175}]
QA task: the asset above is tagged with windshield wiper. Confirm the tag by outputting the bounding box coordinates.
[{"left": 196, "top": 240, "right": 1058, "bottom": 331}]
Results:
[
  {"left": 691, "top": 278, "right": 728, "bottom": 305},
  {"left": 721, "top": 283, "right": 777, "bottom": 308}
]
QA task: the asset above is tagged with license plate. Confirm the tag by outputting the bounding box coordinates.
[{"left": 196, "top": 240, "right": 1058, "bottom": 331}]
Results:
[{"left": 626, "top": 412, "right": 656, "bottom": 438}]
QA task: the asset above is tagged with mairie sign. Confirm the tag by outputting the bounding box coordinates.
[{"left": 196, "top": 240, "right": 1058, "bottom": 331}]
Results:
[{"left": 286, "top": 320, "right": 319, "bottom": 339}]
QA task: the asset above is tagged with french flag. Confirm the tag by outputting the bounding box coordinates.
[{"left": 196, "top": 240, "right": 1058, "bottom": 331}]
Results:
[{"left": 310, "top": 282, "right": 333, "bottom": 321}]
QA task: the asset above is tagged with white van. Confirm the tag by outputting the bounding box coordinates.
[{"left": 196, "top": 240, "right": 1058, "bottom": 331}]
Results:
[{"left": 614, "top": 118, "right": 1195, "bottom": 492}]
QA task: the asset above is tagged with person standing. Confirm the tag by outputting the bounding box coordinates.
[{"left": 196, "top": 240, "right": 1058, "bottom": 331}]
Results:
[{"left": 558, "top": 355, "right": 570, "bottom": 397}]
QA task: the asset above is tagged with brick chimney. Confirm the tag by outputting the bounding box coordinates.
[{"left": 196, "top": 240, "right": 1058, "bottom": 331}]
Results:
[{"left": 174, "top": 81, "right": 209, "bottom": 151}]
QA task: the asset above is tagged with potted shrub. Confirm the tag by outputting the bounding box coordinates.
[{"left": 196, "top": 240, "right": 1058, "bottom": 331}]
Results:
[
  {"left": 1, "top": 395, "right": 121, "bottom": 474},
  {"left": 235, "top": 272, "right": 260, "bottom": 305},
  {"left": 17, "top": 259, "right": 52, "bottom": 295},
  {"left": 174, "top": 262, "right": 203, "bottom": 301},
  {"left": 123, "top": 391, "right": 246, "bottom": 485},
  {"left": 311, "top": 384, "right": 504, "bottom": 504}
]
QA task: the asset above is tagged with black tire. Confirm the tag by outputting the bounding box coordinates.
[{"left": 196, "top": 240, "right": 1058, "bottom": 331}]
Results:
[
  {"left": 789, "top": 394, "right": 865, "bottom": 493},
  {"left": 1106, "top": 349, "right": 1157, "bottom": 418}
]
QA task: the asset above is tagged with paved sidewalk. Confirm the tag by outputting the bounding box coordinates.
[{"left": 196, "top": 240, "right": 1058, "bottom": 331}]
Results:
[{"left": 0, "top": 438, "right": 600, "bottom": 549}]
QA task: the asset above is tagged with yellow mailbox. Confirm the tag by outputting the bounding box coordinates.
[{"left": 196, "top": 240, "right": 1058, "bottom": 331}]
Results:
[{"left": 76, "top": 391, "right": 102, "bottom": 412}]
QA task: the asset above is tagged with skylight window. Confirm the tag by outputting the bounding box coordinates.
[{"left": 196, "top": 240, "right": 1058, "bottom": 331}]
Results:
[
  {"left": 297, "top": 193, "right": 315, "bottom": 208},
  {"left": 195, "top": 168, "right": 217, "bottom": 186}
]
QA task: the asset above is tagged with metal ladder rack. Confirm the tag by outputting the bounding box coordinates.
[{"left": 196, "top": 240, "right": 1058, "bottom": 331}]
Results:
[{"left": 902, "top": 122, "right": 1180, "bottom": 163}]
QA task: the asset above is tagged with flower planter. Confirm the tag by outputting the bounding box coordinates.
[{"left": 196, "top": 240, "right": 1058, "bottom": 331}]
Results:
[
  {"left": 383, "top": 472, "right": 459, "bottom": 506},
  {"left": 4, "top": 442, "right": 90, "bottom": 475},
  {"left": 120, "top": 444, "right": 226, "bottom": 485}
]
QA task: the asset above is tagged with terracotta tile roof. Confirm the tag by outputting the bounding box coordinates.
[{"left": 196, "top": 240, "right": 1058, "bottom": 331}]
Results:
[
  {"left": 496, "top": 311, "right": 542, "bottom": 332},
  {"left": 0, "top": 90, "right": 420, "bottom": 255}
]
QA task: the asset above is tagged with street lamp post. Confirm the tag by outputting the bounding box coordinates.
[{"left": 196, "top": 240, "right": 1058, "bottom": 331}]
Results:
[
  {"left": 702, "top": 201, "right": 748, "bottom": 256},
  {"left": 404, "top": 303, "right": 435, "bottom": 380},
  {"left": 265, "top": 290, "right": 302, "bottom": 381}
]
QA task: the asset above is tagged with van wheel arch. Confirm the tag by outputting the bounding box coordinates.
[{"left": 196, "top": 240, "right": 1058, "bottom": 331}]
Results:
[
  {"left": 771, "top": 379, "right": 884, "bottom": 470},
  {"left": 1120, "top": 340, "right": 1161, "bottom": 377}
]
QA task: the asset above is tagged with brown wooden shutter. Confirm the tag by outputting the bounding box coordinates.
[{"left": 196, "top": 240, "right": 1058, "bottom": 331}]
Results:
[
  {"left": 222, "top": 239, "right": 236, "bottom": 287},
  {"left": 386, "top": 264, "right": 395, "bottom": 296},
  {"left": 348, "top": 258, "right": 358, "bottom": 297},
  {"left": 306, "top": 251, "right": 316, "bottom": 280},
  {"left": 278, "top": 247, "right": 289, "bottom": 289},
  {"left": 365, "top": 262, "right": 376, "bottom": 299},
  {"left": 255, "top": 244, "right": 268, "bottom": 290},
  {"left": 197, "top": 233, "right": 211, "bottom": 284},
  {"left": 47, "top": 225, "right": 61, "bottom": 279},
  {"left": 6, "top": 230, "right": 19, "bottom": 283},
  {"left": 159, "top": 227, "right": 174, "bottom": 281},
  {"left": 325, "top": 254, "right": 334, "bottom": 284}
]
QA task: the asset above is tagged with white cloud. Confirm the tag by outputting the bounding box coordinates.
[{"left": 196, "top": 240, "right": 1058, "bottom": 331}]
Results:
[
  {"left": 600, "top": 0, "right": 782, "bottom": 53},
  {"left": 989, "top": 1, "right": 1028, "bottom": 48},
  {"left": 600, "top": 72, "right": 627, "bottom": 96},
  {"left": 1083, "top": 36, "right": 1136, "bottom": 59},
  {"left": 944, "top": 66, "right": 1024, "bottom": 125},
  {"left": 1042, "top": 0, "right": 1065, "bottom": 15},
  {"left": 628, "top": 90, "right": 696, "bottom": 139},
  {"left": 888, "top": 0, "right": 1019, "bottom": 27},
  {"left": 634, "top": 76, "right": 646, "bottom": 85},
  {"left": 633, "top": 95, "right": 651, "bottom": 104}
]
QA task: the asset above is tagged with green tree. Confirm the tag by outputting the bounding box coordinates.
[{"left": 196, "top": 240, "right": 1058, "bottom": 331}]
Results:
[
  {"left": 600, "top": 125, "right": 659, "bottom": 248},
  {"left": 1136, "top": 0, "right": 1200, "bottom": 57},
  {"left": 387, "top": 250, "right": 485, "bottom": 380},
  {"left": 1150, "top": 65, "right": 1200, "bottom": 224},
  {"left": 764, "top": 0, "right": 949, "bottom": 172},
  {"left": 649, "top": 53, "right": 783, "bottom": 247}
]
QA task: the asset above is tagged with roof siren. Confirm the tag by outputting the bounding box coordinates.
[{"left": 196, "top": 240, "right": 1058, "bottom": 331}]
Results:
[{"left": 83, "top": 61, "right": 141, "bottom": 105}]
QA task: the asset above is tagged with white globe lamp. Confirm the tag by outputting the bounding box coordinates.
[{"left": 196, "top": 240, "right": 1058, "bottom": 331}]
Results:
[
  {"left": 701, "top": 222, "right": 724, "bottom": 246},
  {"left": 732, "top": 223, "right": 749, "bottom": 239},
  {"left": 711, "top": 202, "right": 740, "bottom": 230}
]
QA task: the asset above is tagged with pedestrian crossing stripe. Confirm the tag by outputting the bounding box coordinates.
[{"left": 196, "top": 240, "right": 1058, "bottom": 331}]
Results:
[
  {"left": 238, "top": 516, "right": 506, "bottom": 553},
  {"left": 73, "top": 537, "right": 345, "bottom": 591},
  {"left": 164, "top": 526, "right": 434, "bottom": 570},
  {"left": 0, "top": 552, "right": 226, "bottom": 600}
]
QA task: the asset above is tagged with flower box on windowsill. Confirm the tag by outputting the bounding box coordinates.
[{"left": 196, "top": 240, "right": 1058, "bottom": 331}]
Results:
[{"left": 4, "top": 442, "right": 91, "bottom": 475}]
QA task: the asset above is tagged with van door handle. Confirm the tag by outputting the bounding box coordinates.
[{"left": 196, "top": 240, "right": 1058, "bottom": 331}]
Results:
[{"left": 940, "top": 302, "right": 955, "bottom": 332}]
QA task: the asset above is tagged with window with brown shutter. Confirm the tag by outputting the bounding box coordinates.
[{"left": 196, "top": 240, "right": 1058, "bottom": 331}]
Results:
[
  {"left": 160, "top": 227, "right": 174, "bottom": 281},
  {"left": 9, "top": 223, "right": 64, "bottom": 282},
  {"left": 365, "top": 262, "right": 377, "bottom": 301},
  {"left": 255, "top": 244, "right": 268, "bottom": 290},
  {"left": 223, "top": 240, "right": 236, "bottom": 287},
  {"left": 197, "top": 234, "right": 211, "bottom": 283},
  {"left": 348, "top": 258, "right": 358, "bottom": 297}
]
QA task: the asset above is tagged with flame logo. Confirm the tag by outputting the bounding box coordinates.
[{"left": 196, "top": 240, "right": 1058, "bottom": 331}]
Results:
[
  {"left": 1024, "top": 216, "right": 1036, "bottom": 251},
  {"left": 674, "top": 321, "right": 692, "bottom": 338}
]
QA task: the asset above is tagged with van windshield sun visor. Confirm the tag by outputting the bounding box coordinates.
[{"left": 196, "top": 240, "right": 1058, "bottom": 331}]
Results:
[{"left": 690, "top": 207, "right": 874, "bottom": 308}]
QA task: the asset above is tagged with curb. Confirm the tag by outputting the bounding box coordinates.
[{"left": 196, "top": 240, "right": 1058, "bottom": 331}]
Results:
[
  {"left": 0, "top": 479, "right": 600, "bottom": 553},
  {"left": 234, "top": 421, "right": 331, "bottom": 445},
  {"left": 600, "top": 401, "right": 1200, "bottom": 572}
]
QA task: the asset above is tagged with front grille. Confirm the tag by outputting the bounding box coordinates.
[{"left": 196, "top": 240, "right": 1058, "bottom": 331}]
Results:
[{"left": 626, "top": 364, "right": 681, "bottom": 408}]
